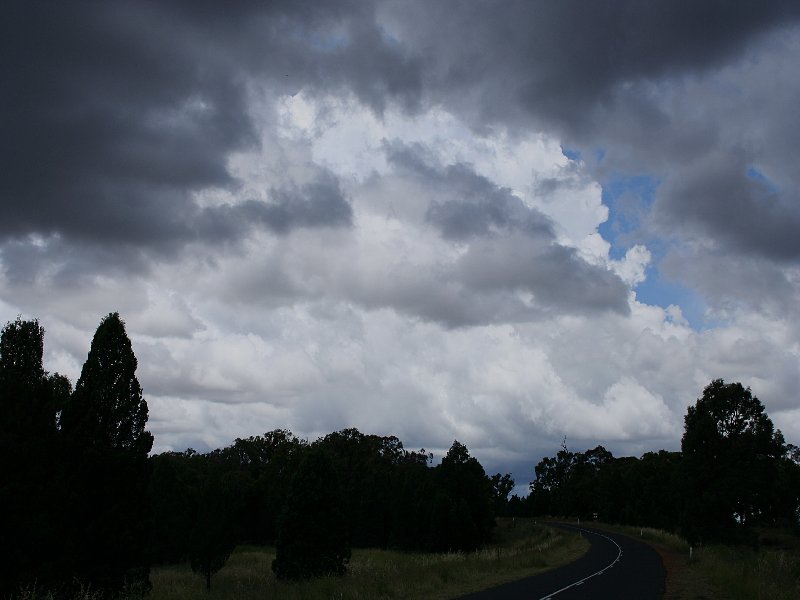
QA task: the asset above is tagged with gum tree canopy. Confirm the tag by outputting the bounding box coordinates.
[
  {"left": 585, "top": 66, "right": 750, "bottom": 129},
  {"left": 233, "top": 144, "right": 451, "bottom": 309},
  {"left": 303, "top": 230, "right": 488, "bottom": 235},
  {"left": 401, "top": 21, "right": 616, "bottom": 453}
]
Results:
[
  {"left": 272, "top": 448, "right": 350, "bottom": 580},
  {"left": 681, "top": 379, "right": 786, "bottom": 542}
]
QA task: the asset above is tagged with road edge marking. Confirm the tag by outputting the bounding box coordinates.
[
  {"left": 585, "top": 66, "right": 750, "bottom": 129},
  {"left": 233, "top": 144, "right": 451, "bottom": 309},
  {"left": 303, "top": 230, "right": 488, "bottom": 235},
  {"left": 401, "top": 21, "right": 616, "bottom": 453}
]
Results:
[{"left": 538, "top": 527, "right": 623, "bottom": 600}]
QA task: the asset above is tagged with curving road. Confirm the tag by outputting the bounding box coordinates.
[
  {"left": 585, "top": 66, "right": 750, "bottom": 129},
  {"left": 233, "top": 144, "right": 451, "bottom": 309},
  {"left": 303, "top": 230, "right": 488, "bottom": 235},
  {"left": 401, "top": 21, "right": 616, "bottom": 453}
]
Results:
[{"left": 456, "top": 523, "right": 665, "bottom": 600}]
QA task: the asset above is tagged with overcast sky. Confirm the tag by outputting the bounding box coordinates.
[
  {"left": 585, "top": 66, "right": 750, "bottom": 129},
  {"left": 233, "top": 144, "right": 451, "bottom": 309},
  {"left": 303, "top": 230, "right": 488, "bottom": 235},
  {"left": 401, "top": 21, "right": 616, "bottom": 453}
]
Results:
[{"left": 3, "top": 1, "right": 800, "bottom": 487}]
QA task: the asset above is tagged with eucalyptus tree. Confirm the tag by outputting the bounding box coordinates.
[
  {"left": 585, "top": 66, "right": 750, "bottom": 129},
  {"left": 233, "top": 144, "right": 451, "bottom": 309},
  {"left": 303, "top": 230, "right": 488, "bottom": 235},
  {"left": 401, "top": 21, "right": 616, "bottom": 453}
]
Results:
[
  {"left": 681, "top": 379, "right": 786, "bottom": 543},
  {"left": 272, "top": 448, "right": 350, "bottom": 579}
]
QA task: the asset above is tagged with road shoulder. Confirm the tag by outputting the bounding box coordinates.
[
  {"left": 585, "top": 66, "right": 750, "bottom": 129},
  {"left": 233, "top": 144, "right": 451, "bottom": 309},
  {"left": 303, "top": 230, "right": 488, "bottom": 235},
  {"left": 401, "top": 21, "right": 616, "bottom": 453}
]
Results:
[{"left": 580, "top": 523, "right": 718, "bottom": 600}]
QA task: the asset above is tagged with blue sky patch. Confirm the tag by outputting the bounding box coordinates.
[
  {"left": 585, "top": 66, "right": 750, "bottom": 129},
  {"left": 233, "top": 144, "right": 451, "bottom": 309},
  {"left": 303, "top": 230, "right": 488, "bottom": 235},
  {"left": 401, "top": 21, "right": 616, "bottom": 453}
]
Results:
[
  {"left": 599, "top": 173, "right": 659, "bottom": 260},
  {"left": 746, "top": 165, "right": 781, "bottom": 197},
  {"left": 561, "top": 146, "right": 582, "bottom": 162},
  {"left": 597, "top": 173, "right": 713, "bottom": 329},
  {"left": 635, "top": 266, "right": 709, "bottom": 330}
]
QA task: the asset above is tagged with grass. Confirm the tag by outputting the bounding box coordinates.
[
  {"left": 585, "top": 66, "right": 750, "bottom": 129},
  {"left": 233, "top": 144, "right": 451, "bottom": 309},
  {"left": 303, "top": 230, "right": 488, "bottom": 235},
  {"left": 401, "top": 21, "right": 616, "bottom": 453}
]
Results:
[
  {"left": 147, "top": 519, "right": 587, "bottom": 600},
  {"left": 691, "top": 540, "right": 800, "bottom": 600},
  {"left": 591, "top": 522, "right": 691, "bottom": 554}
]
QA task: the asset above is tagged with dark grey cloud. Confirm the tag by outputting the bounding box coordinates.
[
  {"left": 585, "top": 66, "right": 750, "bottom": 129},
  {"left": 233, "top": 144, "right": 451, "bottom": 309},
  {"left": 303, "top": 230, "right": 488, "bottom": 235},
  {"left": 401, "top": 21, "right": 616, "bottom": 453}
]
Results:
[
  {"left": 457, "top": 235, "right": 630, "bottom": 317},
  {"left": 0, "top": 169, "right": 352, "bottom": 287},
  {"left": 425, "top": 172, "right": 551, "bottom": 240},
  {"left": 8, "top": 1, "right": 797, "bottom": 251},
  {"left": 2, "top": 2, "right": 253, "bottom": 246},
  {"left": 383, "top": 0, "right": 800, "bottom": 133},
  {"left": 655, "top": 151, "right": 800, "bottom": 262},
  {"left": 660, "top": 249, "right": 800, "bottom": 319},
  {"left": 260, "top": 174, "right": 353, "bottom": 234},
  {"left": 0, "top": 0, "right": 409, "bottom": 253},
  {"left": 195, "top": 172, "right": 353, "bottom": 241},
  {"left": 377, "top": 142, "right": 630, "bottom": 321},
  {"left": 385, "top": 143, "right": 553, "bottom": 240},
  {"left": 378, "top": 1, "right": 800, "bottom": 295},
  {"left": 5, "top": 0, "right": 799, "bottom": 320}
]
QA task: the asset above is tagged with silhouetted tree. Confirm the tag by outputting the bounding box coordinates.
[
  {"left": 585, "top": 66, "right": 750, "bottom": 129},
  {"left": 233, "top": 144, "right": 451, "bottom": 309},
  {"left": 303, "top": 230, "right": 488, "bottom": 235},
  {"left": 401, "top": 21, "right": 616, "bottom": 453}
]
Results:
[
  {"left": 208, "top": 429, "right": 307, "bottom": 545},
  {"left": 0, "top": 318, "right": 69, "bottom": 595},
  {"left": 314, "top": 428, "right": 404, "bottom": 548},
  {"left": 149, "top": 452, "right": 199, "bottom": 565},
  {"left": 681, "top": 379, "right": 786, "bottom": 543},
  {"left": 433, "top": 440, "right": 495, "bottom": 551},
  {"left": 387, "top": 448, "right": 434, "bottom": 550},
  {"left": 490, "top": 473, "right": 515, "bottom": 517},
  {"left": 0, "top": 317, "right": 51, "bottom": 435},
  {"left": 272, "top": 448, "right": 350, "bottom": 579},
  {"left": 775, "top": 445, "right": 800, "bottom": 531},
  {"left": 189, "top": 468, "right": 239, "bottom": 590},
  {"left": 567, "top": 445, "right": 614, "bottom": 519},
  {"left": 631, "top": 450, "right": 683, "bottom": 530},
  {"left": 61, "top": 312, "right": 153, "bottom": 453},
  {"left": 529, "top": 438, "right": 576, "bottom": 516},
  {"left": 529, "top": 441, "right": 686, "bottom": 529},
  {"left": 60, "top": 313, "right": 154, "bottom": 596},
  {"left": 428, "top": 490, "right": 469, "bottom": 551}
]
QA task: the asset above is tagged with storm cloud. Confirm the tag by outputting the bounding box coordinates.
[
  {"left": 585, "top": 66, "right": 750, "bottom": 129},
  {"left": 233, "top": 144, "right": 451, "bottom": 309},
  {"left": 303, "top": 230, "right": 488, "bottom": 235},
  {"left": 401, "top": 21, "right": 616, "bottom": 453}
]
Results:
[{"left": 2, "top": 1, "right": 800, "bottom": 482}]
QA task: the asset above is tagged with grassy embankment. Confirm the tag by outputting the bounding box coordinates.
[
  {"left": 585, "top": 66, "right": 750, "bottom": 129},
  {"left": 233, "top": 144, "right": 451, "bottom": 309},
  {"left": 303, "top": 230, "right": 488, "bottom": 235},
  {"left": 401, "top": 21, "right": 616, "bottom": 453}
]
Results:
[
  {"left": 14, "top": 519, "right": 588, "bottom": 600},
  {"left": 148, "top": 519, "right": 587, "bottom": 600},
  {"left": 585, "top": 521, "right": 800, "bottom": 600}
]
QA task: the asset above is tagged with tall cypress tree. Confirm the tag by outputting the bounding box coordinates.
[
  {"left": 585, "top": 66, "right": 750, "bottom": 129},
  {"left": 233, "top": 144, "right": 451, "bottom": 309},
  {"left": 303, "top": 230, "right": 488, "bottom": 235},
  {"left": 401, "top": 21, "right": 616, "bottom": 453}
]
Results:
[
  {"left": 62, "top": 312, "right": 153, "bottom": 453},
  {"left": 60, "top": 313, "right": 154, "bottom": 596}
]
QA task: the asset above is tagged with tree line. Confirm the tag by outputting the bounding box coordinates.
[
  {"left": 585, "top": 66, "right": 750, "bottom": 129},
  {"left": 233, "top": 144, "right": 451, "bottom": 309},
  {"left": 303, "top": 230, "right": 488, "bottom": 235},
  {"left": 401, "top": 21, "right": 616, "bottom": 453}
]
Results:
[
  {"left": 3, "top": 313, "right": 799, "bottom": 597},
  {"left": 149, "top": 429, "right": 503, "bottom": 587},
  {"left": 522, "top": 379, "right": 800, "bottom": 545},
  {"left": 0, "top": 315, "right": 507, "bottom": 597}
]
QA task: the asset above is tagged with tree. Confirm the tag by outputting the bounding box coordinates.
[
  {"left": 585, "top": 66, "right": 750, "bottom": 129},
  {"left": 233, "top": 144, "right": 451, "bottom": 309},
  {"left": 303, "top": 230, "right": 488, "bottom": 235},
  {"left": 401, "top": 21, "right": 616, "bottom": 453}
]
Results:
[
  {"left": 681, "top": 379, "right": 786, "bottom": 543},
  {"left": 0, "top": 318, "right": 69, "bottom": 595},
  {"left": 149, "top": 452, "right": 198, "bottom": 565},
  {"left": 189, "top": 468, "right": 239, "bottom": 590},
  {"left": 428, "top": 490, "right": 477, "bottom": 552},
  {"left": 567, "top": 446, "right": 614, "bottom": 519},
  {"left": 61, "top": 312, "right": 153, "bottom": 453},
  {"left": 272, "top": 448, "right": 350, "bottom": 579},
  {"left": 529, "top": 438, "right": 576, "bottom": 516},
  {"left": 775, "top": 445, "right": 800, "bottom": 531},
  {"left": 387, "top": 450, "right": 434, "bottom": 550},
  {"left": 0, "top": 317, "right": 44, "bottom": 381},
  {"left": 0, "top": 317, "right": 52, "bottom": 436},
  {"left": 434, "top": 440, "right": 495, "bottom": 551},
  {"left": 201, "top": 430, "right": 304, "bottom": 546},
  {"left": 490, "top": 473, "right": 515, "bottom": 517},
  {"left": 314, "top": 428, "right": 404, "bottom": 548},
  {"left": 59, "top": 313, "right": 154, "bottom": 596}
]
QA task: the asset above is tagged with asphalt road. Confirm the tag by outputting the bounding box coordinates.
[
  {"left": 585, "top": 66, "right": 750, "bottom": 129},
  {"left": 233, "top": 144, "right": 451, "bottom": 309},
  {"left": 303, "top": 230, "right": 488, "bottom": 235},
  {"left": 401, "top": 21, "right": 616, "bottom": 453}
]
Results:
[{"left": 456, "top": 523, "right": 665, "bottom": 600}]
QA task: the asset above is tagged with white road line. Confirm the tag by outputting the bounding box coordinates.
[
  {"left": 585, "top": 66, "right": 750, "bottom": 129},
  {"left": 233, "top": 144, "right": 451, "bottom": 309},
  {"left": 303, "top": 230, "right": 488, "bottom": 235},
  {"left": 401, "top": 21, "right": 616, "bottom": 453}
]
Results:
[{"left": 538, "top": 528, "right": 623, "bottom": 600}]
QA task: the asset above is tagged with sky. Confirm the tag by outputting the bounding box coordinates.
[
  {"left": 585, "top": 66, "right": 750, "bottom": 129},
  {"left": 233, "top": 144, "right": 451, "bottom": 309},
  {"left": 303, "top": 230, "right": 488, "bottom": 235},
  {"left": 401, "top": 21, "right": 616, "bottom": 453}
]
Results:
[{"left": 3, "top": 1, "right": 800, "bottom": 489}]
